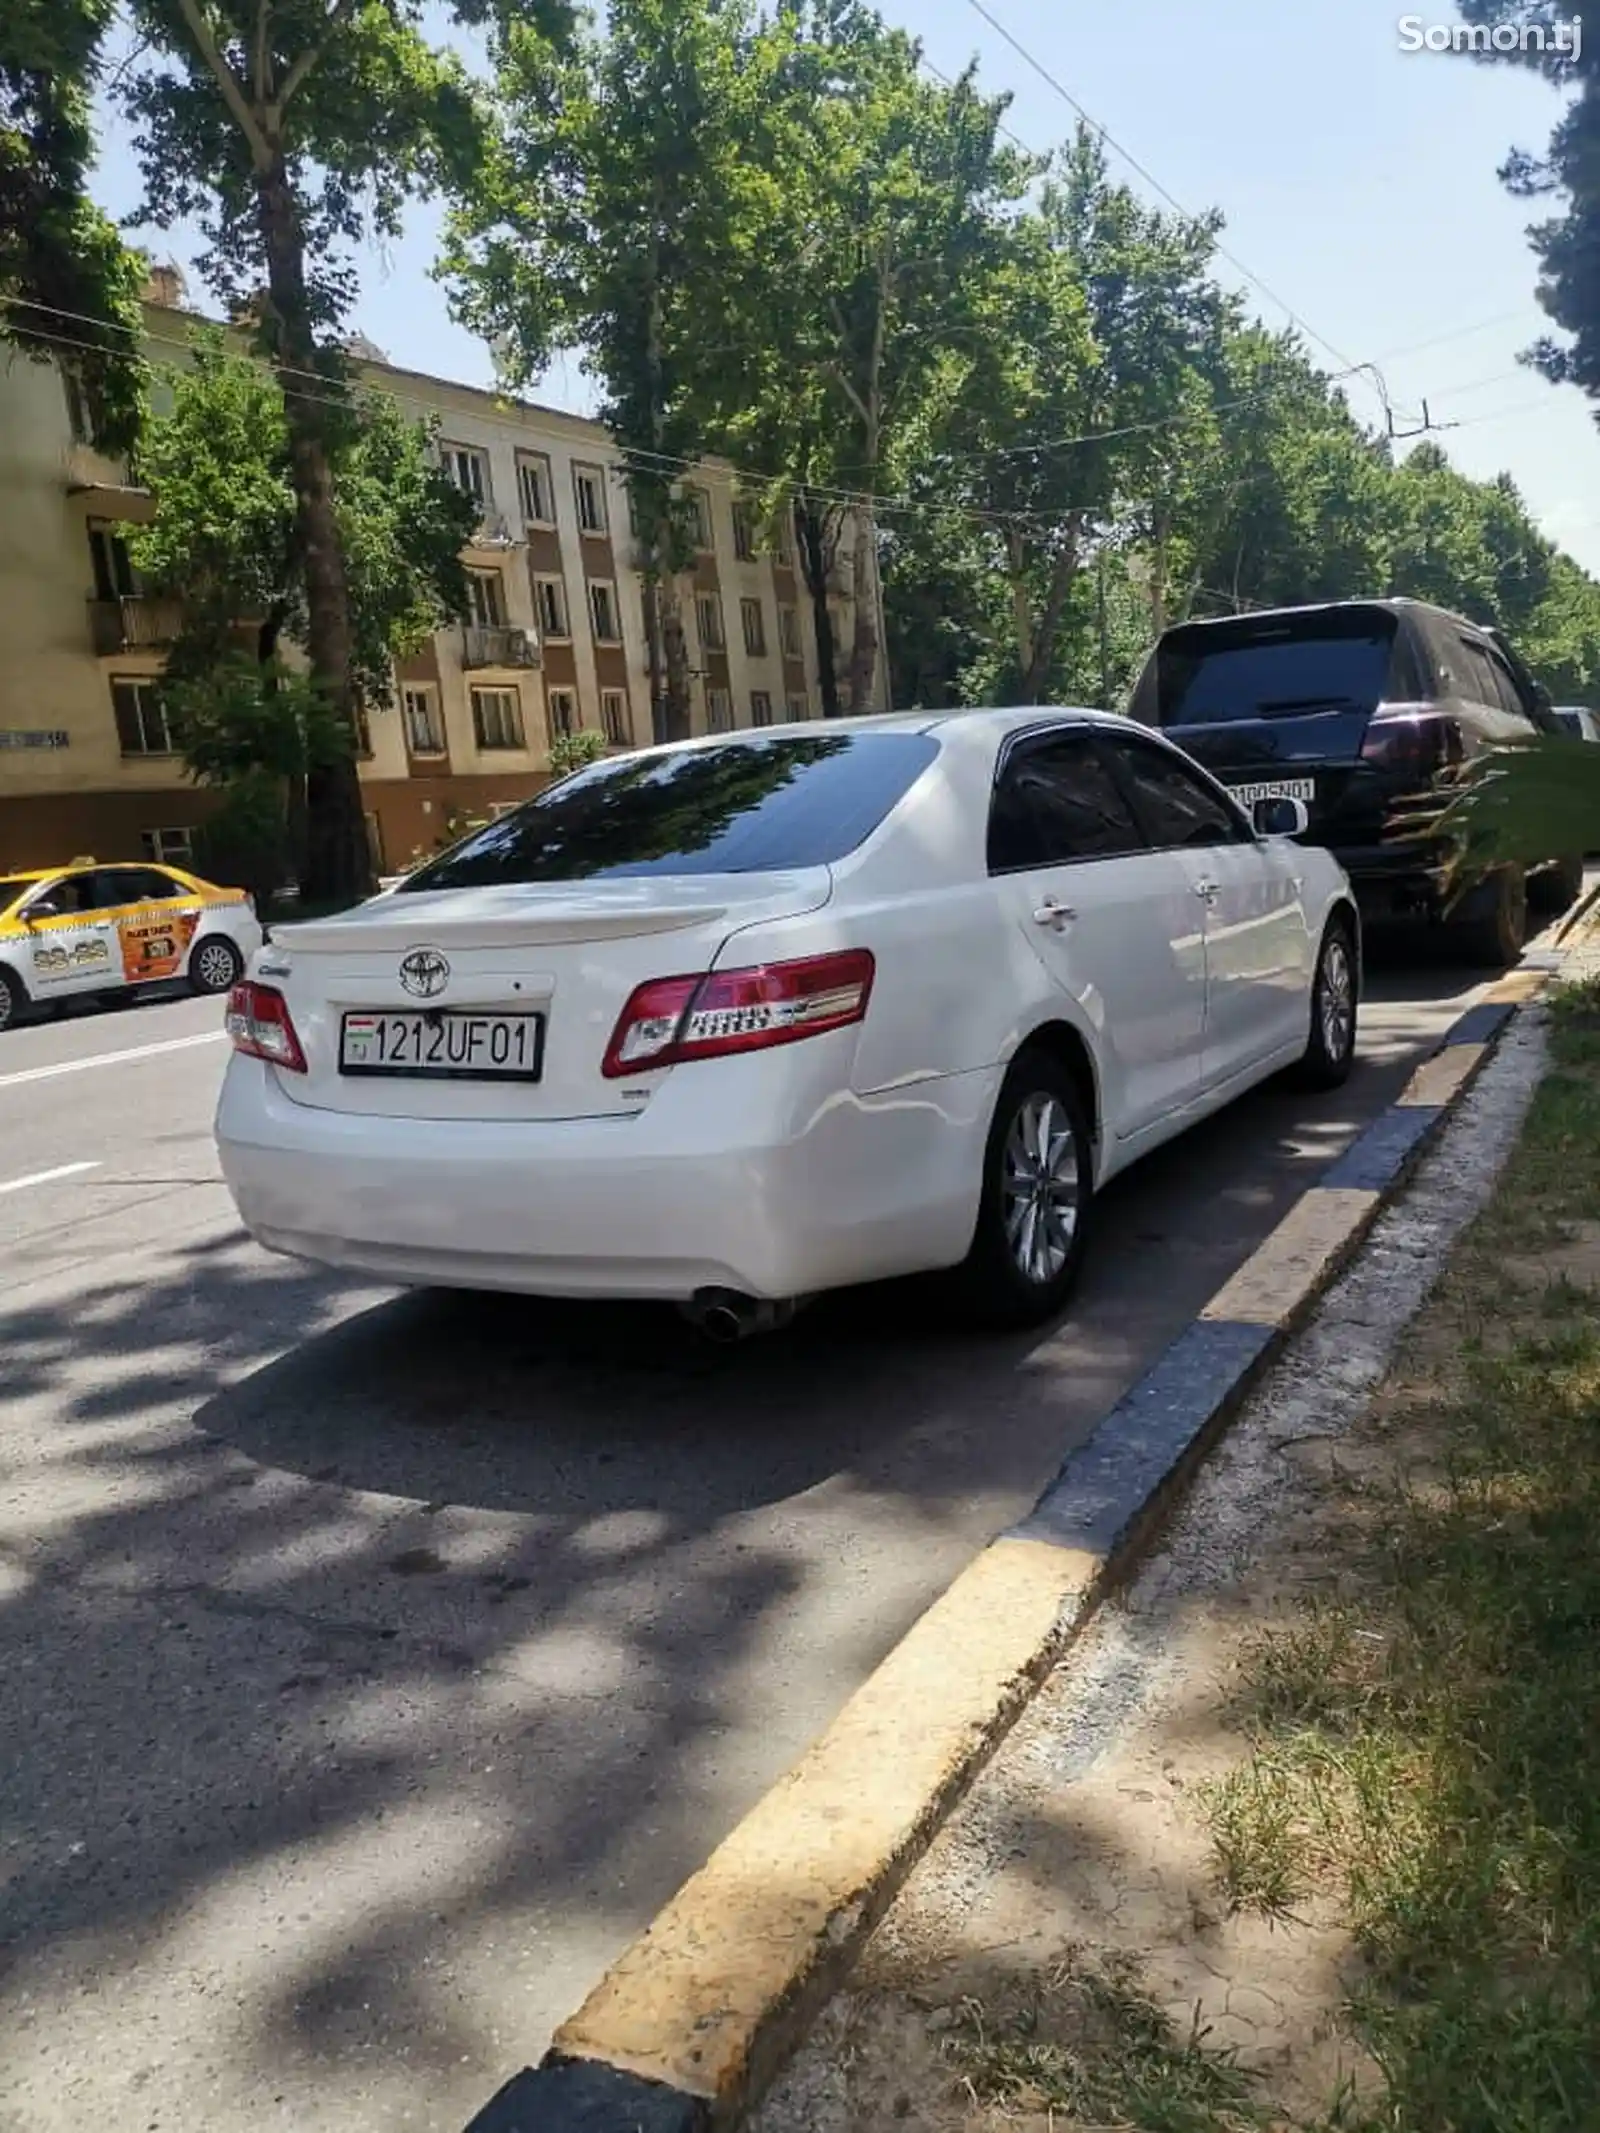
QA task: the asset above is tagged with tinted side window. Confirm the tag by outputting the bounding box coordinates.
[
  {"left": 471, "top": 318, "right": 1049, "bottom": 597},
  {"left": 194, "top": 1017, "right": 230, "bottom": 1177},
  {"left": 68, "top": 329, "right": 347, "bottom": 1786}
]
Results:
[
  {"left": 987, "top": 734, "right": 1146, "bottom": 873},
  {"left": 403, "top": 732, "right": 939, "bottom": 888},
  {"left": 1102, "top": 738, "right": 1249, "bottom": 849},
  {"left": 32, "top": 871, "right": 104, "bottom": 915},
  {"left": 96, "top": 867, "right": 178, "bottom": 905},
  {"left": 1483, "top": 646, "right": 1535, "bottom": 727},
  {"left": 1451, "top": 635, "right": 1501, "bottom": 709}
]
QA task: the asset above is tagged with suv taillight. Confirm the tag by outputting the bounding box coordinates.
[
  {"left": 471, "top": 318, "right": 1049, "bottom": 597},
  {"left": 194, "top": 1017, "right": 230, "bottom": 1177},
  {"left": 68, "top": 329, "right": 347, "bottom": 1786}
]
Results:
[
  {"left": 226, "top": 981, "right": 307, "bottom": 1072},
  {"left": 1360, "top": 710, "right": 1465, "bottom": 775},
  {"left": 602, "top": 949, "right": 875, "bottom": 1079}
]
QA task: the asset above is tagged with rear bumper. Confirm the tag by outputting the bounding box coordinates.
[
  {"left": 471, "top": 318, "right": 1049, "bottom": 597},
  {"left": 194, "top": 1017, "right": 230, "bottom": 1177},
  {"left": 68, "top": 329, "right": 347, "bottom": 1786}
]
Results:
[
  {"left": 1328, "top": 839, "right": 1449, "bottom": 922},
  {"left": 215, "top": 1054, "right": 995, "bottom": 1302}
]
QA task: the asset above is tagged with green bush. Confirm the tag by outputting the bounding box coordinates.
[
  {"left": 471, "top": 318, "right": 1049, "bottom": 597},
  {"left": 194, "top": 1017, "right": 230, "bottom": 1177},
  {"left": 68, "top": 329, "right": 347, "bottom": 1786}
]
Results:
[{"left": 191, "top": 771, "right": 291, "bottom": 910}]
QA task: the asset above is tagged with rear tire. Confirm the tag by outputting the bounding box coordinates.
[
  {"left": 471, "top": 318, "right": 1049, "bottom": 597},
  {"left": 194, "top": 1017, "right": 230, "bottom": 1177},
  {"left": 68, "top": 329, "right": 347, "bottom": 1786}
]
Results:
[
  {"left": 1529, "top": 852, "right": 1585, "bottom": 919},
  {"left": 0, "top": 965, "right": 26, "bottom": 1033},
  {"left": 1291, "top": 917, "right": 1359, "bottom": 1090},
  {"left": 189, "top": 935, "right": 243, "bottom": 996},
  {"left": 1452, "top": 866, "right": 1526, "bottom": 969},
  {"left": 955, "top": 1048, "right": 1094, "bottom": 1329}
]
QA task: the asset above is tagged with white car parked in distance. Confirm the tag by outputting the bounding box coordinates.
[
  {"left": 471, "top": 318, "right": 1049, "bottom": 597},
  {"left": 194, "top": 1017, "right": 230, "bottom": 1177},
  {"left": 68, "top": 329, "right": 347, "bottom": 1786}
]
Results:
[{"left": 215, "top": 708, "right": 1359, "bottom": 1336}]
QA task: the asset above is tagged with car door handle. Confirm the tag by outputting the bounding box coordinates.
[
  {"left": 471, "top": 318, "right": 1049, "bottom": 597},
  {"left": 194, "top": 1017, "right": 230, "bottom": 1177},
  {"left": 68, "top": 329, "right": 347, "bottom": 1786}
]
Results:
[
  {"left": 1032, "top": 897, "right": 1077, "bottom": 928},
  {"left": 1192, "top": 879, "right": 1220, "bottom": 901}
]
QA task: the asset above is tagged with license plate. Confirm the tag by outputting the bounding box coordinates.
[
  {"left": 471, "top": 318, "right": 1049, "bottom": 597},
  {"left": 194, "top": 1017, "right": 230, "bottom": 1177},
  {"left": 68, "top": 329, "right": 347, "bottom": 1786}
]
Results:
[
  {"left": 340, "top": 1010, "right": 545, "bottom": 1081},
  {"left": 1227, "top": 776, "right": 1316, "bottom": 807}
]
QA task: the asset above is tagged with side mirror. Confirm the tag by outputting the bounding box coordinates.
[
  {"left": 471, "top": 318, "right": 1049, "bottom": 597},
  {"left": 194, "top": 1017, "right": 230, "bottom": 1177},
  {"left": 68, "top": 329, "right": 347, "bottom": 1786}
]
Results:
[
  {"left": 24, "top": 899, "right": 61, "bottom": 922},
  {"left": 1253, "top": 795, "right": 1309, "bottom": 839}
]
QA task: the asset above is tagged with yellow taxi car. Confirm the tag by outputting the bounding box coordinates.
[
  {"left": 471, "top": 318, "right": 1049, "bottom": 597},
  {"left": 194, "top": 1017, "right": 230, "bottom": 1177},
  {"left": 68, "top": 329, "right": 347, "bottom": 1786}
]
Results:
[{"left": 0, "top": 859, "right": 263, "bottom": 1032}]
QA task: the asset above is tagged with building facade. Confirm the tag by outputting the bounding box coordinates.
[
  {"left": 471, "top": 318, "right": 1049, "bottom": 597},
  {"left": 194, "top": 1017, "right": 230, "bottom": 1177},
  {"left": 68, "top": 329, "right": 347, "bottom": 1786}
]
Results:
[{"left": 0, "top": 293, "right": 876, "bottom": 875}]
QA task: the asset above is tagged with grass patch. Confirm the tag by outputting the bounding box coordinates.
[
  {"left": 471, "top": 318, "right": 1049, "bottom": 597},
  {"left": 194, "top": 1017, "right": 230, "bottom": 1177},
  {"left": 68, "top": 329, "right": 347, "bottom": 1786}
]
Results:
[
  {"left": 946, "top": 1947, "right": 1268, "bottom": 2132},
  {"left": 1199, "top": 986, "right": 1600, "bottom": 2132}
]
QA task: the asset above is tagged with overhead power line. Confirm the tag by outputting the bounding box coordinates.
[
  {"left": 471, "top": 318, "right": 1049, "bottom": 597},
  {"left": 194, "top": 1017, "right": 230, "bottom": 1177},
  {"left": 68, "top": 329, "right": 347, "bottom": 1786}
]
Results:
[{"left": 956, "top": 0, "right": 1423, "bottom": 426}]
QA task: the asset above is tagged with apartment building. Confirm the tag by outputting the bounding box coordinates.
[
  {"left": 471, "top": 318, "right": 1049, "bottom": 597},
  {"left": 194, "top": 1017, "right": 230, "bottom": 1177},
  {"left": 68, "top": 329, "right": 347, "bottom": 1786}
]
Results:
[{"left": 0, "top": 288, "right": 877, "bottom": 875}]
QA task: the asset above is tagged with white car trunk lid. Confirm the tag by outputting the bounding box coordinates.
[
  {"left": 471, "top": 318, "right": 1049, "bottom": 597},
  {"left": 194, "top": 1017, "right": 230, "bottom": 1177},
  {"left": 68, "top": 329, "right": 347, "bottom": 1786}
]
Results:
[{"left": 261, "top": 872, "right": 832, "bottom": 1120}]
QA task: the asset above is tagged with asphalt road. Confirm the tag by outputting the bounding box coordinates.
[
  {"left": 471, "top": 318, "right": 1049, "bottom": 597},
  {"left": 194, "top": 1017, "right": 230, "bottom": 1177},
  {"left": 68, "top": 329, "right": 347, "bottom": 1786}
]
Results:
[{"left": 0, "top": 942, "right": 1550, "bottom": 2130}]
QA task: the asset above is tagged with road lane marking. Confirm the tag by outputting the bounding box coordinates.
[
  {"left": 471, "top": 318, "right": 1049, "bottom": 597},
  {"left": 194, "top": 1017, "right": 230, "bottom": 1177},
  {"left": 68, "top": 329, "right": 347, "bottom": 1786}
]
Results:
[
  {"left": 0, "top": 1160, "right": 101, "bottom": 1196},
  {"left": 0, "top": 1030, "right": 226, "bottom": 1090}
]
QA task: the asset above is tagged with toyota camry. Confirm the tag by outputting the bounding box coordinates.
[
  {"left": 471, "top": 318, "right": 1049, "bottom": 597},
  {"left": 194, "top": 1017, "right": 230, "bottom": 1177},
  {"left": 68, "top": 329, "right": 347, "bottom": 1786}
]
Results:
[{"left": 215, "top": 708, "right": 1359, "bottom": 1334}]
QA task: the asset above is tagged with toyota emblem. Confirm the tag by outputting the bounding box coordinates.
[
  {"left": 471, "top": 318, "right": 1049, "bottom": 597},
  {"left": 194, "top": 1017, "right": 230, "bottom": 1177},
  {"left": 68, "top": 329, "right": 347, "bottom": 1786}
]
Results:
[{"left": 399, "top": 948, "right": 450, "bottom": 999}]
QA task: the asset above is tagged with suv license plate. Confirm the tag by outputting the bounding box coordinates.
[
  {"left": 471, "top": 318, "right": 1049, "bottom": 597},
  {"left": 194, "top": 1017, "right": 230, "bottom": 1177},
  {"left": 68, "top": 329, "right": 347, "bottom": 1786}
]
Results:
[
  {"left": 340, "top": 1010, "right": 545, "bottom": 1081},
  {"left": 1229, "top": 776, "right": 1316, "bottom": 807}
]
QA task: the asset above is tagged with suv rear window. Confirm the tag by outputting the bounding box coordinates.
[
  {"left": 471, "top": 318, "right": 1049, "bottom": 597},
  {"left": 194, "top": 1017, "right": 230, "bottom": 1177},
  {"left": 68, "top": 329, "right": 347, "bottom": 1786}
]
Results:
[
  {"left": 402, "top": 730, "right": 939, "bottom": 889},
  {"left": 1148, "top": 613, "right": 1400, "bottom": 727}
]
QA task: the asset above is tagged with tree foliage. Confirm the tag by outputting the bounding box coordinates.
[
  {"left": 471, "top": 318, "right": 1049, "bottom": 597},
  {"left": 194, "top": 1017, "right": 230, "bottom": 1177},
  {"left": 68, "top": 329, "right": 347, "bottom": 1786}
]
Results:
[{"left": 0, "top": 0, "right": 144, "bottom": 452}]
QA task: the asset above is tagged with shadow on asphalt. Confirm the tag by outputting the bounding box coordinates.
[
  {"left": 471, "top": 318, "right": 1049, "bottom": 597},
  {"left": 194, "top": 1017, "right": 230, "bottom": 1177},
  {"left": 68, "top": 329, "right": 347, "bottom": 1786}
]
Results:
[{"left": 0, "top": 930, "right": 1493, "bottom": 2119}]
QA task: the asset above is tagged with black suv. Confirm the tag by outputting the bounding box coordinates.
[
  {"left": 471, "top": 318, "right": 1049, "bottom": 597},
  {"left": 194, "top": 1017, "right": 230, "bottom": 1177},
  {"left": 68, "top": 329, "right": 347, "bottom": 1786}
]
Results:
[{"left": 1128, "top": 597, "right": 1582, "bottom": 963}]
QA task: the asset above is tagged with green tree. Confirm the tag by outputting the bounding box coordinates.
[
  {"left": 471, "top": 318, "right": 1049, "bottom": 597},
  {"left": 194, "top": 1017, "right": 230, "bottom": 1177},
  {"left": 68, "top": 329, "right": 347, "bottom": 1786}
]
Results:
[
  {"left": 116, "top": 0, "right": 501, "bottom": 899},
  {"left": 448, "top": 0, "right": 791, "bottom": 740},
  {"left": 130, "top": 337, "right": 475, "bottom": 875},
  {"left": 1, "top": 0, "right": 144, "bottom": 451}
]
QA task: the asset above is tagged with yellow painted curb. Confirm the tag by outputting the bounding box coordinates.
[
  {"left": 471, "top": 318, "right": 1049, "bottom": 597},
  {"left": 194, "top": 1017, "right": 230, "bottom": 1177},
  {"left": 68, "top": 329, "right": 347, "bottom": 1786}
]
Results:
[
  {"left": 1486, "top": 968, "right": 1548, "bottom": 1004},
  {"left": 1200, "top": 1186, "right": 1380, "bottom": 1330},
  {"left": 1397, "top": 1042, "right": 1487, "bottom": 1108},
  {"left": 551, "top": 1534, "right": 1102, "bottom": 2113}
]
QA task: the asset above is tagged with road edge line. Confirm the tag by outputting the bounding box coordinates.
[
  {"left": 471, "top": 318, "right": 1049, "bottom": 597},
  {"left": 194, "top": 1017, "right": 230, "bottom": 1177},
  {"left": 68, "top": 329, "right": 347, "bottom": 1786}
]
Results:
[{"left": 458, "top": 970, "right": 1547, "bottom": 2133}]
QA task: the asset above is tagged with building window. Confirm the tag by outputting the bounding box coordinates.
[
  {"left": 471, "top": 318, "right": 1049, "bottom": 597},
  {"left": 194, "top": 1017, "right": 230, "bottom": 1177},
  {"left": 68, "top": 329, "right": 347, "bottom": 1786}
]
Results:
[
  {"left": 546, "top": 687, "right": 578, "bottom": 743},
  {"left": 471, "top": 686, "right": 525, "bottom": 751},
  {"left": 706, "top": 686, "right": 732, "bottom": 733},
  {"left": 685, "top": 486, "right": 713, "bottom": 550},
  {"left": 786, "top": 693, "right": 808, "bottom": 723},
  {"left": 776, "top": 514, "right": 794, "bottom": 565},
  {"left": 740, "top": 596, "right": 767, "bottom": 658},
  {"left": 88, "top": 523, "right": 138, "bottom": 600},
  {"left": 588, "top": 579, "right": 621, "bottom": 643},
  {"left": 750, "top": 690, "right": 773, "bottom": 727},
  {"left": 141, "top": 826, "right": 194, "bottom": 865},
  {"left": 695, "top": 591, "right": 725, "bottom": 651},
  {"left": 573, "top": 465, "right": 607, "bottom": 535},
  {"left": 533, "top": 575, "right": 569, "bottom": 639},
  {"left": 732, "top": 501, "right": 758, "bottom": 562},
  {"left": 601, "top": 689, "right": 631, "bottom": 745},
  {"left": 112, "top": 678, "right": 174, "bottom": 757},
  {"left": 778, "top": 605, "right": 801, "bottom": 658},
  {"left": 465, "top": 569, "right": 506, "bottom": 627},
  {"left": 442, "top": 443, "right": 491, "bottom": 504},
  {"left": 517, "top": 451, "right": 554, "bottom": 524},
  {"left": 402, "top": 685, "right": 445, "bottom": 756}
]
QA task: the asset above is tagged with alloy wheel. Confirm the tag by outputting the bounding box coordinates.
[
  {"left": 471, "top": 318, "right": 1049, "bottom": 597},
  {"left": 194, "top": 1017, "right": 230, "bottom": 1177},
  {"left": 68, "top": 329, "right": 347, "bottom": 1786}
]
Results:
[
  {"left": 195, "top": 941, "right": 239, "bottom": 992},
  {"left": 1320, "top": 936, "right": 1355, "bottom": 1063},
  {"left": 1001, "top": 1091, "right": 1080, "bottom": 1286}
]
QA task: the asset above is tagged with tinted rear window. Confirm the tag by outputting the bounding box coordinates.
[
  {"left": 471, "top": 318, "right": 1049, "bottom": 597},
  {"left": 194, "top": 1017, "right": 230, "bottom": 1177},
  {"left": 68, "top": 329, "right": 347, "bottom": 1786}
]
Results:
[
  {"left": 1152, "top": 614, "right": 1398, "bottom": 727},
  {"left": 401, "top": 731, "right": 939, "bottom": 890}
]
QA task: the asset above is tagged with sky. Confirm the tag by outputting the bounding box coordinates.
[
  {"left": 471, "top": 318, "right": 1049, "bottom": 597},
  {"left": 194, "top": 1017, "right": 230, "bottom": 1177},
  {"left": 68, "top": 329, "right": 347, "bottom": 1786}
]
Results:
[{"left": 89, "top": 0, "right": 1600, "bottom": 572}]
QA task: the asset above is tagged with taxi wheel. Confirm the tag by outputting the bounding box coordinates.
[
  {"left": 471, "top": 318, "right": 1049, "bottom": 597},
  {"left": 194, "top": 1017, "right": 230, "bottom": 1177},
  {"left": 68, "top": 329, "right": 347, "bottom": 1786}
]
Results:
[
  {"left": 0, "top": 967, "right": 26, "bottom": 1033},
  {"left": 189, "top": 936, "right": 243, "bottom": 996}
]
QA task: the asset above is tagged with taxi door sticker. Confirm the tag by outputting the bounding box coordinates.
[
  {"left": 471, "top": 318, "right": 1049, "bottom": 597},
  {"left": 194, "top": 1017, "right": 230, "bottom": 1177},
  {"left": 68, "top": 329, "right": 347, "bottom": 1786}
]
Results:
[
  {"left": 30, "top": 933, "right": 112, "bottom": 981},
  {"left": 117, "top": 907, "right": 200, "bottom": 983}
]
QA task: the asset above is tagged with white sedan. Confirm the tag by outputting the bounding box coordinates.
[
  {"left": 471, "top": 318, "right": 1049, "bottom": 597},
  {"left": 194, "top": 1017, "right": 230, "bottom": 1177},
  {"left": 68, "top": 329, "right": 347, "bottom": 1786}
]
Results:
[{"left": 215, "top": 708, "right": 1358, "bottom": 1335}]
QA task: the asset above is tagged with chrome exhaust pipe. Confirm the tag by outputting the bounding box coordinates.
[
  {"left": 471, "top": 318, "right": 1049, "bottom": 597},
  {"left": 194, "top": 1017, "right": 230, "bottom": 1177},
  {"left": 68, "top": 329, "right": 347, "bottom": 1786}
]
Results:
[{"left": 680, "top": 1288, "right": 799, "bottom": 1343}]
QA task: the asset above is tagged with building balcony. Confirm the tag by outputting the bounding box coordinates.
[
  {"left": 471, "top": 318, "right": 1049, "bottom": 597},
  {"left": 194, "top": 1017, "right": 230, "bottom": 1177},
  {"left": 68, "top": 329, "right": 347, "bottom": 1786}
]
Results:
[
  {"left": 88, "top": 594, "right": 185, "bottom": 655},
  {"left": 467, "top": 507, "right": 521, "bottom": 551},
  {"left": 461, "top": 623, "right": 540, "bottom": 670}
]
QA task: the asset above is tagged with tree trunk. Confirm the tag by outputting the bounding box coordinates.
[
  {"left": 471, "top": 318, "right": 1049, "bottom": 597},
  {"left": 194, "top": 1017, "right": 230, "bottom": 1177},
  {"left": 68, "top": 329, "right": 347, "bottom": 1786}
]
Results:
[
  {"left": 845, "top": 509, "right": 881, "bottom": 714},
  {"left": 660, "top": 581, "right": 691, "bottom": 741},
  {"left": 796, "top": 496, "right": 840, "bottom": 718},
  {"left": 1006, "top": 525, "right": 1034, "bottom": 684},
  {"left": 1018, "top": 512, "right": 1086, "bottom": 703},
  {"left": 257, "top": 600, "right": 305, "bottom": 884},
  {"left": 642, "top": 569, "right": 666, "bottom": 745},
  {"left": 255, "top": 151, "right": 370, "bottom": 906},
  {"left": 1150, "top": 506, "right": 1170, "bottom": 639}
]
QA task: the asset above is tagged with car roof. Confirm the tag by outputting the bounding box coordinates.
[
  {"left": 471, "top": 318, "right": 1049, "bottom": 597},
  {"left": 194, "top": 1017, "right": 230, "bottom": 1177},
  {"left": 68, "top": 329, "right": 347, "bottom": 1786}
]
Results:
[
  {"left": 1151, "top": 595, "right": 1492, "bottom": 639},
  {"left": 625, "top": 703, "right": 1132, "bottom": 759}
]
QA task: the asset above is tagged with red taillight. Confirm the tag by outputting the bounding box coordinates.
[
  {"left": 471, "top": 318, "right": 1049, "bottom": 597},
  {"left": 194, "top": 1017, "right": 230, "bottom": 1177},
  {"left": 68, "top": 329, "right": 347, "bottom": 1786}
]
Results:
[
  {"left": 601, "top": 949, "right": 875, "bottom": 1079},
  {"left": 1361, "top": 711, "right": 1464, "bottom": 774},
  {"left": 225, "top": 981, "right": 307, "bottom": 1073}
]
